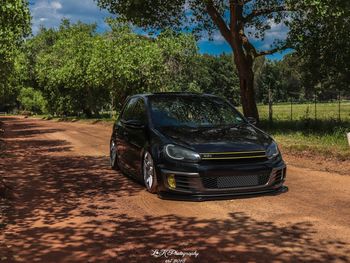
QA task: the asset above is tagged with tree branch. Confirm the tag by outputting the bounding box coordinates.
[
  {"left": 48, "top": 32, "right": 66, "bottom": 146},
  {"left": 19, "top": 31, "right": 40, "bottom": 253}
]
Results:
[
  {"left": 206, "top": 0, "right": 233, "bottom": 46},
  {"left": 243, "top": 6, "right": 292, "bottom": 22},
  {"left": 239, "top": 31, "right": 258, "bottom": 57},
  {"left": 255, "top": 44, "right": 289, "bottom": 57}
]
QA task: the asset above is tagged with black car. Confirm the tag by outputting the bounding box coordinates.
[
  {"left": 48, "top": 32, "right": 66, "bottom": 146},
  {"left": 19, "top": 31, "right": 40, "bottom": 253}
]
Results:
[{"left": 110, "top": 92, "right": 287, "bottom": 201}]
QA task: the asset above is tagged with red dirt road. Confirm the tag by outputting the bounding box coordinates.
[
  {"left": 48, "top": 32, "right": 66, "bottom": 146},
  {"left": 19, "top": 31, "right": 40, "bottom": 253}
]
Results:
[{"left": 0, "top": 116, "right": 349, "bottom": 262}]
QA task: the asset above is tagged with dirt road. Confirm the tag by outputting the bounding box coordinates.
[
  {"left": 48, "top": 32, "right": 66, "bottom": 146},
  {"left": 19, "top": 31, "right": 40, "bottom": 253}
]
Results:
[{"left": 0, "top": 116, "right": 349, "bottom": 262}]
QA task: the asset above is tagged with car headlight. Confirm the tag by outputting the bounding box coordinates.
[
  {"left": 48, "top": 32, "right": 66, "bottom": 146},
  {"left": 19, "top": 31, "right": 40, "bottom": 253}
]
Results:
[
  {"left": 164, "top": 144, "right": 201, "bottom": 162},
  {"left": 266, "top": 141, "right": 280, "bottom": 159}
]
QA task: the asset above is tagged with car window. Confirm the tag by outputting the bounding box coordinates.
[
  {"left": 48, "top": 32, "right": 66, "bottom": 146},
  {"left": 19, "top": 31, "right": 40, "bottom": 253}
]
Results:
[
  {"left": 121, "top": 98, "right": 137, "bottom": 121},
  {"left": 132, "top": 98, "right": 147, "bottom": 124},
  {"left": 149, "top": 96, "right": 244, "bottom": 128}
]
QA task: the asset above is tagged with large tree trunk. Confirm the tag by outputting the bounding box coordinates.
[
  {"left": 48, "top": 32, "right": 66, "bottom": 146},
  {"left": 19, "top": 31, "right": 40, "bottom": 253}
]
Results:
[
  {"left": 233, "top": 53, "right": 260, "bottom": 121},
  {"left": 237, "top": 65, "right": 259, "bottom": 120},
  {"left": 205, "top": 0, "right": 260, "bottom": 121}
]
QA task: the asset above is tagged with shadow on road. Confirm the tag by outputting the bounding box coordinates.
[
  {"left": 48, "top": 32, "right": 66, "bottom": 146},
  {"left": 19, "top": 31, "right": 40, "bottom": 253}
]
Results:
[
  {"left": 2, "top": 211, "right": 349, "bottom": 262},
  {"left": 0, "top": 117, "right": 349, "bottom": 262}
]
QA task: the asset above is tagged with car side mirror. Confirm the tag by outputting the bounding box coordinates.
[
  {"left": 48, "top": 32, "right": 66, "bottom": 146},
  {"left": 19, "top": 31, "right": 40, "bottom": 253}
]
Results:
[{"left": 247, "top": 117, "right": 257, "bottom": 125}]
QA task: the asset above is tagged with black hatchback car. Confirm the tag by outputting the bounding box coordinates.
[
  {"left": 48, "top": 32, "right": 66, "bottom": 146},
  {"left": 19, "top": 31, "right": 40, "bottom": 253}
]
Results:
[{"left": 110, "top": 92, "right": 287, "bottom": 200}]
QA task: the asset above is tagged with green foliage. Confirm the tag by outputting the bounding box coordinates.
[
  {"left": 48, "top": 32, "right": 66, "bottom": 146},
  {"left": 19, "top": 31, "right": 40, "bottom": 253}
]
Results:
[
  {"left": 287, "top": 0, "right": 350, "bottom": 93},
  {"left": 18, "top": 87, "right": 47, "bottom": 114},
  {"left": 0, "top": 0, "right": 31, "bottom": 67},
  {"left": 24, "top": 19, "right": 228, "bottom": 116},
  {"left": 96, "top": 0, "right": 293, "bottom": 45},
  {"left": 194, "top": 54, "right": 240, "bottom": 105},
  {"left": 36, "top": 21, "right": 110, "bottom": 116},
  {"left": 157, "top": 30, "right": 199, "bottom": 93},
  {"left": 87, "top": 20, "right": 165, "bottom": 109},
  {"left": 95, "top": 0, "right": 301, "bottom": 119},
  {"left": 0, "top": 0, "right": 31, "bottom": 111},
  {"left": 23, "top": 19, "right": 242, "bottom": 116},
  {"left": 255, "top": 55, "right": 302, "bottom": 103}
]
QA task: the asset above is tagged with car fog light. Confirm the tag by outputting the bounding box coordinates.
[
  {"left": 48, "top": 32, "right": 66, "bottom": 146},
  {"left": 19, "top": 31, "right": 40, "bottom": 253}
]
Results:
[{"left": 167, "top": 174, "right": 176, "bottom": 189}]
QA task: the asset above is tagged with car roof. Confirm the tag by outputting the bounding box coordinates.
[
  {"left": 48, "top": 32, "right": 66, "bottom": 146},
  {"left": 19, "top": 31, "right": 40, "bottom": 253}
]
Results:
[{"left": 130, "top": 92, "right": 220, "bottom": 100}]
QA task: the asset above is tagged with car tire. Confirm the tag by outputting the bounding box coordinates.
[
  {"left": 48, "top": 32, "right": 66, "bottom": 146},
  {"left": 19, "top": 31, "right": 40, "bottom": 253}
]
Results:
[
  {"left": 143, "top": 151, "right": 158, "bottom": 194},
  {"left": 110, "top": 139, "right": 119, "bottom": 170}
]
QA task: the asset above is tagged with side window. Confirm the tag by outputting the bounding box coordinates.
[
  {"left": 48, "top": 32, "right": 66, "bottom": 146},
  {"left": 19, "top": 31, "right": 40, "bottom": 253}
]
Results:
[
  {"left": 121, "top": 98, "right": 137, "bottom": 121},
  {"left": 133, "top": 99, "right": 147, "bottom": 124}
]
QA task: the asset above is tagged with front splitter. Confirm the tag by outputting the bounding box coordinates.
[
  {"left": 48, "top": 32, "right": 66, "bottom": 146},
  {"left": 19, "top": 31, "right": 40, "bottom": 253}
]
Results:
[{"left": 157, "top": 186, "right": 289, "bottom": 202}]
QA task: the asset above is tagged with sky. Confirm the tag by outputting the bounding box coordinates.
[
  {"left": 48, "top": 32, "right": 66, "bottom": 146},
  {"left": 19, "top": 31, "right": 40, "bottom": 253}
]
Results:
[{"left": 28, "top": 0, "right": 290, "bottom": 60}]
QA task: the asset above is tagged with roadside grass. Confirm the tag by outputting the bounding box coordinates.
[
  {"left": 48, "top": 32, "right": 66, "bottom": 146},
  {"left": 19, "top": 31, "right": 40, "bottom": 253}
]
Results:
[
  {"left": 237, "top": 101, "right": 350, "bottom": 161},
  {"left": 259, "top": 119, "right": 350, "bottom": 160},
  {"left": 33, "top": 114, "right": 117, "bottom": 124}
]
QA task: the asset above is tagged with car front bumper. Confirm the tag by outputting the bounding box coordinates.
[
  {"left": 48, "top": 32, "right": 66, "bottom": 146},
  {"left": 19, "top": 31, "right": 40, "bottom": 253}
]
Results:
[{"left": 156, "top": 159, "right": 287, "bottom": 201}]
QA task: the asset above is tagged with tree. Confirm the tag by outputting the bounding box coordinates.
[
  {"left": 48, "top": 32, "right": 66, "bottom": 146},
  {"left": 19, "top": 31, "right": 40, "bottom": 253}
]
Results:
[
  {"left": 288, "top": 0, "right": 350, "bottom": 96},
  {"left": 24, "top": 27, "right": 59, "bottom": 90},
  {"left": 96, "top": 0, "right": 298, "bottom": 120},
  {"left": 18, "top": 87, "right": 47, "bottom": 114},
  {"left": 255, "top": 55, "right": 302, "bottom": 103},
  {"left": 194, "top": 54, "right": 240, "bottom": 104},
  {"left": 88, "top": 20, "right": 200, "bottom": 110},
  {"left": 157, "top": 30, "right": 199, "bottom": 93},
  {"left": 36, "top": 20, "right": 110, "bottom": 116},
  {"left": 0, "top": 0, "right": 31, "bottom": 110},
  {"left": 88, "top": 20, "right": 165, "bottom": 110},
  {"left": 31, "top": 19, "right": 200, "bottom": 116}
]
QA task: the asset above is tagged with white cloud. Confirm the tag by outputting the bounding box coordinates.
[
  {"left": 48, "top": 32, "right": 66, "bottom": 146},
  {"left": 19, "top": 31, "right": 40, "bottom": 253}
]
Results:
[
  {"left": 212, "top": 31, "right": 225, "bottom": 42},
  {"left": 51, "top": 1, "right": 62, "bottom": 10},
  {"left": 30, "top": 0, "right": 111, "bottom": 34},
  {"left": 258, "top": 20, "right": 289, "bottom": 51},
  {"left": 198, "top": 31, "right": 226, "bottom": 46},
  {"left": 245, "top": 19, "right": 289, "bottom": 51}
]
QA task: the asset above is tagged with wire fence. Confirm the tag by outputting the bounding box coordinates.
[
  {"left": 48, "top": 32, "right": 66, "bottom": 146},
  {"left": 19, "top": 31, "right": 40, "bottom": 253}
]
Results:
[{"left": 255, "top": 101, "right": 350, "bottom": 122}]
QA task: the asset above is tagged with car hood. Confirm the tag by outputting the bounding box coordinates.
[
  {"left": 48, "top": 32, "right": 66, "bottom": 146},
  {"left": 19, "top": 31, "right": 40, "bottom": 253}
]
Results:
[{"left": 156, "top": 124, "right": 272, "bottom": 153}]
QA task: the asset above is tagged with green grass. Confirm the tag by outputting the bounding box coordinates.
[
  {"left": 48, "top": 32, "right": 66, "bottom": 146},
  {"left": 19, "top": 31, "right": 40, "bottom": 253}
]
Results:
[
  {"left": 33, "top": 114, "right": 116, "bottom": 123},
  {"left": 236, "top": 102, "right": 350, "bottom": 160},
  {"left": 259, "top": 119, "right": 350, "bottom": 160},
  {"left": 254, "top": 101, "right": 350, "bottom": 121}
]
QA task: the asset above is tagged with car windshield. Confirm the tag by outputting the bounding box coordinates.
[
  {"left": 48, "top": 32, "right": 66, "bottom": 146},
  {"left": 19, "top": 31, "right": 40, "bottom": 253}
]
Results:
[{"left": 149, "top": 95, "right": 245, "bottom": 128}]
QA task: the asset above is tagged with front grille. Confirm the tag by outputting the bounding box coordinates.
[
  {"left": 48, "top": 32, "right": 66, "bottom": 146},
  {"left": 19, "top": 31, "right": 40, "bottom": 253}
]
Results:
[
  {"left": 202, "top": 174, "right": 270, "bottom": 189},
  {"left": 200, "top": 151, "right": 268, "bottom": 164},
  {"left": 200, "top": 151, "right": 267, "bottom": 160}
]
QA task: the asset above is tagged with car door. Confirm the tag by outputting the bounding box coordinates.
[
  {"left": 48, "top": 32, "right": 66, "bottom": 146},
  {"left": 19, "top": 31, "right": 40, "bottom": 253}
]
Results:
[
  {"left": 115, "top": 97, "right": 138, "bottom": 171},
  {"left": 123, "top": 98, "right": 149, "bottom": 178}
]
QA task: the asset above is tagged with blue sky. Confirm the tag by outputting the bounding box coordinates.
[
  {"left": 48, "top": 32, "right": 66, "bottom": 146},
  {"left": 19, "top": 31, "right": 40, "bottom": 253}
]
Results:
[{"left": 29, "top": 0, "right": 290, "bottom": 60}]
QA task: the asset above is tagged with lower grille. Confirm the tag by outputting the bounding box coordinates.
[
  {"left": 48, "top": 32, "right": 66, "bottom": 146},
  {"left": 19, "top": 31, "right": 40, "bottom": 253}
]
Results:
[
  {"left": 273, "top": 168, "right": 286, "bottom": 185},
  {"left": 174, "top": 175, "right": 195, "bottom": 191},
  {"left": 202, "top": 174, "right": 270, "bottom": 189}
]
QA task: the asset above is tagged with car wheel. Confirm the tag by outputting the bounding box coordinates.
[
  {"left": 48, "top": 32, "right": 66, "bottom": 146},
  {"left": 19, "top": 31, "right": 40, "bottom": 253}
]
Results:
[
  {"left": 110, "top": 140, "right": 119, "bottom": 170},
  {"left": 143, "top": 151, "right": 158, "bottom": 193}
]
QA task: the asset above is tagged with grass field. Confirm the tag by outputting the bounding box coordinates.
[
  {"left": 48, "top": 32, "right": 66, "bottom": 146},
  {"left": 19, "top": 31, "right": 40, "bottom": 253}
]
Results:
[
  {"left": 236, "top": 102, "right": 350, "bottom": 160},
  {"left": 254, "top": 101, "right": 350, "bottom": 121},
  {"left": 259, "top": 119, "right": 350, "bottom": 160},
  {"left": 254, "top": 102, "right": 350, "bottom": 160}
]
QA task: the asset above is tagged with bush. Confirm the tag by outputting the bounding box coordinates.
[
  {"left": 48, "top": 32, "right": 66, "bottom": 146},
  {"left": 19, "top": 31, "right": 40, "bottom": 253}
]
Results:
[{"left": 18, "top": 87, "right": 47, "bottom": 114}]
